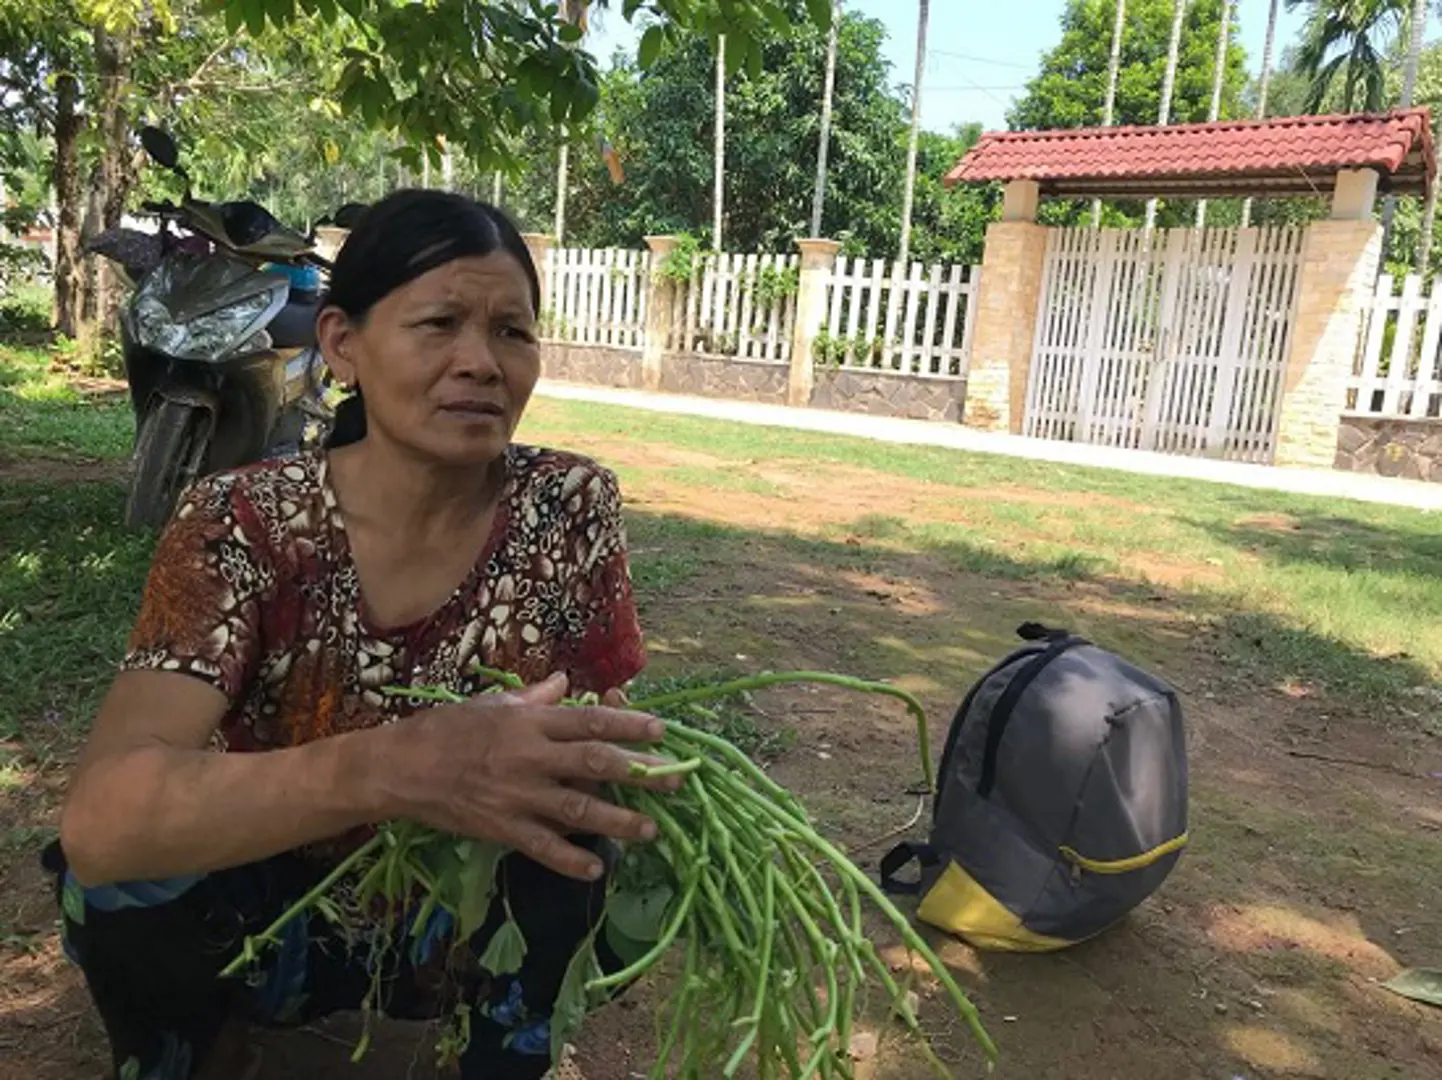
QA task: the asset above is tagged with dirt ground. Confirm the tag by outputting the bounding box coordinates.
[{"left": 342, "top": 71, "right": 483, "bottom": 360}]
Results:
[{"left": 2, "top": 440, "right": 1439, "bottom": 1080}]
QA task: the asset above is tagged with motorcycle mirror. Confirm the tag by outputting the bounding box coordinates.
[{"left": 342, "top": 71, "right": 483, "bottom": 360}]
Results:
[{"left": 139, "top": 126, "right": 181, "bottom": 172}]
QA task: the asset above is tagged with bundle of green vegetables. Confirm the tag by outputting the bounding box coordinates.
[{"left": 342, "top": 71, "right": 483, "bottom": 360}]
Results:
[{"left": 220, "top": 668, "right": 996, "bottom": 1077}]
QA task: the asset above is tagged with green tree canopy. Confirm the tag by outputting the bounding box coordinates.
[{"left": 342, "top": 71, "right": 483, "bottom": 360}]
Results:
[
  {"left": 524, "top": 14, "right": 997, "bottom": 261},
  {"left": 1007, "top": 0, "right": 1248, "bottom": 131}
]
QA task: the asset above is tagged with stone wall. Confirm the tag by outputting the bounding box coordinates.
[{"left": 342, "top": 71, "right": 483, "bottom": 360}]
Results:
[
  {"left": 541, "top": 343, "right": 643, "bottom": 389},
  {"left": 810, "top": 368, "right": 966, "bottom": 422},
  {"left": 1335, "top": 415, "right": 1442, "bottom": 483},
  {"left": 660, "top": 354, "right": 789, "bottom": 403}
]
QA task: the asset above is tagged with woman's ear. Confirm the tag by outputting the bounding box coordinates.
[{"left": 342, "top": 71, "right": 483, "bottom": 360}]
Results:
[{"left": 317, "top": 306, "right": 358, "bottom": 388}]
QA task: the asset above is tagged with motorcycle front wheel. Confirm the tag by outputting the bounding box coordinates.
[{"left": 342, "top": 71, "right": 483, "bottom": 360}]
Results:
[{"left": 126, "top": 398, "right": 209, "bottom": 529}]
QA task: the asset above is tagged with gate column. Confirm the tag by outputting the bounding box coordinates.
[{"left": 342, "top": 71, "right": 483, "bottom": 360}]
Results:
[
  {"left": 965, "top": 205, "right": 1048, "bottom": 432},
  {"left": 1274, "top": 217, "right": 1382, "bottom": 468}
]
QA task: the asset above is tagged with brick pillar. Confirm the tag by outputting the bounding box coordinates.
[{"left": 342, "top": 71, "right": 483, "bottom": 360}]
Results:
[
  {"left": 964, "top": 221, "right": 1049, "bottom": 432},
  {"left": 519, "top": 233, "right": 554, "bottom": 313},
  {"left": 643, "top": 235, "right": 680, "bottom": 392},
  {"left": 1274, "top": 220, "right": 1381, "bottom": 468},
  {"left": 789, "top": 239, "right": 842, "bottom": 407}
]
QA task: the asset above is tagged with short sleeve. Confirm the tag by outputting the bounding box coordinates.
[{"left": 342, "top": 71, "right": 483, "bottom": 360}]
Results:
[
  {"left": 120, "top": 476, "right": 271, "bottom": 702},
  {"left": 556, "top": 467, "right": 646, "bottom": 695}
]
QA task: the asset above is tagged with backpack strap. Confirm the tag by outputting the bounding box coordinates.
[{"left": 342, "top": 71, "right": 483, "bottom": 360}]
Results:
[
  {"left": 977, "top": 633, "right": 1089, "bottom": 799},
  {"left": 878, "top": 841, "right": 940, "bottom": 896}
]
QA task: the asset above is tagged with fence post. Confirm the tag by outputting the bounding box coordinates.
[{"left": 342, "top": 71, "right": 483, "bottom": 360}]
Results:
[
  {"left": 520, "top": 233, "right": 555, "bottom": 313},
  {"left": 1274, "top": 219, "right": 1382, "bottom": 467},
  {"left": 789, "top": 239, "right": 842, "bottom": 407},
  {"left": 643, "top": 235, "right": 680, "bottom": 391}
]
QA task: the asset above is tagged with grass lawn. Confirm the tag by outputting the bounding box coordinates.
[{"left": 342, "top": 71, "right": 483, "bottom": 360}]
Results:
[{"left": 2, "top": 340, "right": 1440, "bottom": 1080}]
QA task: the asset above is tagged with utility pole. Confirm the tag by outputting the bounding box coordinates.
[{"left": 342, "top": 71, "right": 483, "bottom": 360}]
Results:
[
  {"left": 1145, "top": 0, "right": 1187, "bottom": 231},
  {"left": 1241, "top": 0, "right": 1280, "bottom": 227},
  {"left": 810, "top": 0, "right": 841, "bottom": 238},
  {"left": 897, "top": 0, "right": 929, "bottom": 266},
  {"left": 1092, "top": 0, "right": 1127, "bottom": 228},
  {"left": 714, "top": 36, "right": 726, "bottom": 251},
  {"left": 1195, "top": 0, "right": 1230, "bottom": 227}
]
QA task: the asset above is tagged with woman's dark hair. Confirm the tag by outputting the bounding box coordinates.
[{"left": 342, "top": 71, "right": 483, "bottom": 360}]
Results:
[{"left": 320, "top": 190, "right": 541, "bottom": 449}]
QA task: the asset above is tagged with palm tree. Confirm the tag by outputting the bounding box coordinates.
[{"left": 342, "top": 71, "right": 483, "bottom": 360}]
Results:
[
  {"left": 1092, "top": 0, "right": 1127, "bottom": 228},
  {"left": 897, "top": 0, "right": 929, "bottom": 266},
  {"left": 553, "top": 0, "right": 589, "bottom": 242},
  {"left": 810, "top": 0, "right": 842, "bottom": 238},
  {"left": 1241, "top": 0, "right": 1282, "bottom": 227},
  {"left": 1287, "top": 0, "right": 1405, "bottom": 114},
  {"left": 1390, "top": 0, "right": 1428, "bottom": 267},
  {"left": 714, "top": 37, "right": 726, "bottom": 251},
  {"left": 1145, "top": 0, "right": 1188, "bottom": 230},
  {"left": 1196, "top": 0, "right": 1233, "bottom": 227}
]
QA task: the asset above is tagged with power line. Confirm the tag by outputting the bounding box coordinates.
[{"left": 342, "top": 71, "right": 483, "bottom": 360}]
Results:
[{"left": 927, "top": 48, "right": 1032, "bottom": 69}]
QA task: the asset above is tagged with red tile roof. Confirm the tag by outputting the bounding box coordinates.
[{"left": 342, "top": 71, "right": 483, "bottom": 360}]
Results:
[{"left": 945, "top": 109, "right": 1435, "bottom": 198}]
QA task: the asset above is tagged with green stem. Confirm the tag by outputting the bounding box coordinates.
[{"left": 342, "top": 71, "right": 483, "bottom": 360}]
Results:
[
  {"left": 628, "top": 756, "right": 703, "bottom": 779},
  {"left": 586, "top": 871, "right": 701, "bottom": 992},
  {"left": 219, "top": 833, "right": 385, "bottom": 978},
  {"left": 632, "top": 670, "right": 934, "bottom": 795}
]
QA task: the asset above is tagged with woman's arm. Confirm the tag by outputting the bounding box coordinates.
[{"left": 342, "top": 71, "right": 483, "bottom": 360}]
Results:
[{"left": 61, "top": 670, "right": 672, "bottom": 887}]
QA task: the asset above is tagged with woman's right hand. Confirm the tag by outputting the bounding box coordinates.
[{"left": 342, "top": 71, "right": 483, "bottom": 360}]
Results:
[{"left": 387, "top": 671, "right": 677, "bottom": 881}]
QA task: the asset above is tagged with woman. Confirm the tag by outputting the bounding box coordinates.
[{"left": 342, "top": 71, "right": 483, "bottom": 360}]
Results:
[{"left": 52, "top": 190, "right": 674, "bottom": 1080}]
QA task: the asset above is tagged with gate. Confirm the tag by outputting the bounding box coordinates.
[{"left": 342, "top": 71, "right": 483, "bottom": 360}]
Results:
[{"left": 1024, "top": 226, "right": 1304, "bottom": 463}]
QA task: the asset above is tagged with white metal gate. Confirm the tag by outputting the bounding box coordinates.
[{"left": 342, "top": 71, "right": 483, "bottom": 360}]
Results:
[{"left": 1025, "top": 226, "right": 1304, "bottom": 463}]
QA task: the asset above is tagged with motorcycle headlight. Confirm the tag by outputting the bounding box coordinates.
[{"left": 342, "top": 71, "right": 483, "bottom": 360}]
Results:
[{"left": 132, "top": 257, "right": 289, "bottom": 362}]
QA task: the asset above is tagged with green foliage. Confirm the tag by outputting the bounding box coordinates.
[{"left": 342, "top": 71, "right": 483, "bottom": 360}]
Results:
[
  {"left": 0, "top": 278, "right": 51, "bottom": 334},
  {"left": 1009, "top": 0, "right": 1249, "bottom": 131},
  {"left": 215, "top": 0, "right": 831, "bottom": 173},
  {"left": 752, "top": 263, "right": 798, "bottom": 307},
  {"left": 550, "top": 13, "right": 995, "bottom": 261},
  {"left": 655, "top": 232, "right": 703, "bottom": 284},
  {"left": 1287, "top": 0, "right": 1406, "bottom": 113}
]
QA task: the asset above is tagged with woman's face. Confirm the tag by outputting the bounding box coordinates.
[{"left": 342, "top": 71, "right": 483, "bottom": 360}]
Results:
[{"left": 321, "top": 250, "right": 541, "bottom": 467}]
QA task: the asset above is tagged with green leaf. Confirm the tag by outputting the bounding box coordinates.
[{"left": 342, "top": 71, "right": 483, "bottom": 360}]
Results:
[
  {"left": 602, "top": 917, "right": 652, "bottom": 967},
  {"left": 558, "top": 22, "right": 584, "bottom": 43},
  {"left": 456, "top": 840, "right": 505, "bottom": 940},
  {"left": 804, "top": 0, "right": 832, "bottom": 30},
  {"left": 243, "top": 0, "right": 266, "bottom": 36},
  {"left": 604, "top": 884, "right": 673, "bottom": 943},
  {"left": 551, "top": 935, "right": 601, "bottom": 1062},
  {"left": 478, "top": 916, "right": 529, "bottom": 976},
  {"left": 223, "top": 1, "right": 246, "bottom": 33},
  {"left": 62, "top": 879, "right": 85, "bottom": 927},
  {"left": 723, "top": 31, "right": 747, "bottom": 76},
  {"left": 1382, "top": 968, "right": 1442, "bottom": 1007},
  {"left": 118, "top": 1058, "right": 140, "bottom": 1080},
  {"left": 638, "top": 25, "right": 664, "bottom": 70},
  {"left": 314, "top": 0, "right": 337, "bottom": 19},
  {"left": 549, "top": 79, "right": 572, "bottom": 124}
]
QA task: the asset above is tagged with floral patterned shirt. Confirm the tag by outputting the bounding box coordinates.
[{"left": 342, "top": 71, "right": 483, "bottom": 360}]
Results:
[{"left": 121, "top": 445, "right": 647, "bottom": 752}]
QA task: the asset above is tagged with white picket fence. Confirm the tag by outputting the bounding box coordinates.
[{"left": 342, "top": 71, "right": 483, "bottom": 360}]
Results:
[
  {"left": 542, "top": 247, "right": 651, "bottom": 349},
  {"left": 824, "top": 257, "right": 979, "bottom": 378},
  {"left": 670, "top": 253, "right": 801, "bottom": 363},
  {"left": 1351, "top": 272, "right": 1442, "bottom": 418}
]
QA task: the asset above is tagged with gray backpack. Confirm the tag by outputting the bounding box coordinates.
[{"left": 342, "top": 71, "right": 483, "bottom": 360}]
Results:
[{"left": 881, "top": 624, "right": 1188, "bottom": 951}]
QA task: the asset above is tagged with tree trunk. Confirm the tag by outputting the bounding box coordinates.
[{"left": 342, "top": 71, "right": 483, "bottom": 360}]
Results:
[
  {"left": 1146, "top": 0, "right": 1187, "bottom": 230},
  {"left": 1418, "top": 175, "right": 1438, "bottom": 276},
  {"left": 52, "top": 72, "right": 84, "bottom": 338},
  {"left": 1092, "top": 0, "right": 1127, "bottom": 228},
  {"left": 554, "top": 142, "right": 569, "bottom": 241},
  {"left": 1242, "top": 0, "right": 1280, "bottom": 227},
  {"left": 1382, "top": 0, "right": 1428, "bottom": 254},
  {"left": 89, "top": 26, "right": 136, "bottom": 341},
  {"left": 897, "top": 0, "right": 929, "bottom": 265},
  {"left": 713, "top": 37, "right": 725, "bottom": 252},
  {"left": 810, "top": 0, "right": 841, "bottom": 238},
  {"left": 1195, "top": 0, "right": 1231, "bottom": 227}
]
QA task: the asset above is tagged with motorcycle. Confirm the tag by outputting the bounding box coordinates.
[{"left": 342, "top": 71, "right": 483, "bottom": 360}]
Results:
[{"left": 88, "top": 126, "right": 343, "bottom": 529}]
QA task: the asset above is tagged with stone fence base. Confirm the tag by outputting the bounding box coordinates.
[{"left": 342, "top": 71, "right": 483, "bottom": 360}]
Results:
[
  {"left": 541, "top": 343, "right": 966, "bottom": 423},
  {"left": 1335, "top": 415, "right": 1442, "bottom": 483}
]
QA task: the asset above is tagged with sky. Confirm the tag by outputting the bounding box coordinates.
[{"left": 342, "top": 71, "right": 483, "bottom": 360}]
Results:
[{"left": 585, "top": 1, "right": 1313, "bottom": 134}]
